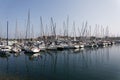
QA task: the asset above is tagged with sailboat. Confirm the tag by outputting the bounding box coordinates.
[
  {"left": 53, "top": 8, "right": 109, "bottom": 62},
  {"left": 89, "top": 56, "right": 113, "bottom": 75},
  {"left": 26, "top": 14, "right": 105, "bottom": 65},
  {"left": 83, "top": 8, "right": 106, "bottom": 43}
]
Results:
[
  {"left": 23, "top": 10, "right": 40, "bottom": 53},
  {"left": 0, "top": 21, "right": 11, "bottom": 56},
  {"left": 11, "top": 20, "right": 22, "bottom": 53},
  {"left": 24, "top": 45, "right": 40, "bottom": 53},
  {"left": 46, "top": 41, "right": 57, "bottom": 50}
]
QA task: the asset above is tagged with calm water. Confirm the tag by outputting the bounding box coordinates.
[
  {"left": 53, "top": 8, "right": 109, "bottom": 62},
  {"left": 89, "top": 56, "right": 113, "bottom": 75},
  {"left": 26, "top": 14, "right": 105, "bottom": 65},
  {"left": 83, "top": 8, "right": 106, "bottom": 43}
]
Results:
[{"left": 0, "top": 45, "right": 120, "bottom": 80}]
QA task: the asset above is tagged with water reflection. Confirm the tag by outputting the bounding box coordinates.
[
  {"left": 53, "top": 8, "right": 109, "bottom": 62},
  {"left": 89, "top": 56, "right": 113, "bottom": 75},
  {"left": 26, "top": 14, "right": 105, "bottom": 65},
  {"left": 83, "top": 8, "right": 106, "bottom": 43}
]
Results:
[
  {"left": 0, "top": 53, "right": 10, "bottom": 58},
  {"left": 21, "top": 47, "right": 111, "bottom": 80},
  {"left": 0, "top": 46, "right": 118, "bottom": 80}
]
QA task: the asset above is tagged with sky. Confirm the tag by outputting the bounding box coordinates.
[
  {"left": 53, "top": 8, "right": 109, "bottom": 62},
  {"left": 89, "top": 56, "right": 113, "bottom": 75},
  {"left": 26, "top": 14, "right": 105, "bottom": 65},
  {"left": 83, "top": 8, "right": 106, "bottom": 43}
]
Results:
[{"left": 0, "top": 0, "right": 120, "bottom": 38}]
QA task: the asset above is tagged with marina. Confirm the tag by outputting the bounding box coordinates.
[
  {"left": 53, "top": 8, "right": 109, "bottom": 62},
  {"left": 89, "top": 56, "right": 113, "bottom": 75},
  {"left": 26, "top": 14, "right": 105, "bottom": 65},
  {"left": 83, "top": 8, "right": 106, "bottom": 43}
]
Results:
[
  {"left": 0, "top": 43, "right": 119, "bottom": 80},
  {"left": 1, "top": 0, "right": 120, "bottom": 80},
  {"left": 0, "top": 10, "right": 120, "bottom": 80},
  {"left": 0, "top": 37, "right": 118, "bottom": 55}
]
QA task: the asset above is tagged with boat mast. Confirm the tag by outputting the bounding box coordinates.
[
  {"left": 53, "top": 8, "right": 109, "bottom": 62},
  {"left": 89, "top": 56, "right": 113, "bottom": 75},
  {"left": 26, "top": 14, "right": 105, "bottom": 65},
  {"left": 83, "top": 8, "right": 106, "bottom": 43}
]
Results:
[
  {"left": 82, "top": 21, "right": 87, "bottom": 41},
  {"left": 7, "top": 21, "right": 8, "bottom": 45},
  {"left": 50, "top": 17, "right": 56, "bottom": 40},
  {"left": 89, "top": 25, "right": 91, "bottom": 38},
  {"left": 26, "top": 9, "right": 31, "bottom": 41},
  {"left": 105, "top": 26, "right": 109, "bottom": 37},
  {"left": 63, "top": 21, "right": 66, "bottom": 37},
  {"left": 15, "top": 19, "right": 18, "bottom": 41},
  {"left": 0, "top": 22, "right": 2, "bottom": 41},
  {"left": 73, "top": 21, "right": 76, "bottom": 41},
  {"left": 31, "top": 24, "right": 34, "bottom": 41},
  {"left": 80, "top": 22, "right": 84, "bottom": 41},
  {"left": 40, "top": 16, "right": 44, "bottom": 38},
  {"left": 66, "top": 16, "right": 69, "bottom": 38},
  {"left": 78, "top": 26, "right": 81, "bottom": 40}
]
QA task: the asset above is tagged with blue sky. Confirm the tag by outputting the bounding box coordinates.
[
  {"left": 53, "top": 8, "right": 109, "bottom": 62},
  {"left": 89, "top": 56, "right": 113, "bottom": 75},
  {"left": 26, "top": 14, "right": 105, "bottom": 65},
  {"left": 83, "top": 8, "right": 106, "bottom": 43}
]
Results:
[{"left": 0, "top": 0, "right": 120, "bottom": 38}]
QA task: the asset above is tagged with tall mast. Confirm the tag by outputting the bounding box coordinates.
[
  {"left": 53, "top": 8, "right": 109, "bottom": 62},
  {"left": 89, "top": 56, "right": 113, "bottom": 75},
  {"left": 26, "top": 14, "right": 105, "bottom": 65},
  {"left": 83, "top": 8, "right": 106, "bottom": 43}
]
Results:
[
  {"left": 101, "top": 25, "right": 103, "bottom": 38},
  {"left": 50, "top": 17, "right": 56, "bottom": 39},
  {"left": 66, "top": 16, "right": 69, "bottom": 38},
  {"left": 7, "top": 21, "right": 8, "bottom": 45},
  {"left": 31, "top": 24, "right": 34, "bottom": 41},
  {"left": 15, "top": 19, "right": 18, "bottom": 40},
  {"left": 50, "top": 17, "right": 54, "bottom": 36},
  {"left": 82, "top": 21, "right": 87, "bottom": 38},
  {"left": 26, "top": 9, "right": 31, "bottom": 40},
  {"left": 0, "top": 22, "right": 2, "bottom": 41},
  {"left": 54, "top": 23, "right": 57, "bottom": 39},
  {"left": 81, "top": 22, "right": 84, "bottom": 37},
  {"left": 89, "top": 25, "right": 91, "bottom": 37},
  {"left": 106, "top": 26, "right": 109, "bottom": 37},
  {"left": 73, "top": 21, "right": 76, "bottom": 41},
  {"left": 45, "top": 24, "right": 48, "bottom": 41},
  {"left": 40, "top": 16, "right": 44, "bottom": 37},
  {"left": 63, "top": 21, "right": 66, "bottom": 37},
  {"left": 78, "top": 26, "right": 81, "bottom": 40}
]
